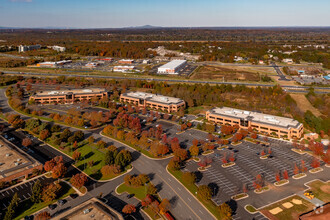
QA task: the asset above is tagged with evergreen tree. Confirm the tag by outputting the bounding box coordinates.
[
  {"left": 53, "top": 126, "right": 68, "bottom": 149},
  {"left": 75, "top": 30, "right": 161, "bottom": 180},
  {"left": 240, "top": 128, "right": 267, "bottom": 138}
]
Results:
[
  {"left": 4, "top": 193, "right": 19, "bottom": 220},
  {"left": 31, "top": 179, "right": 43, "bottom": 203}
]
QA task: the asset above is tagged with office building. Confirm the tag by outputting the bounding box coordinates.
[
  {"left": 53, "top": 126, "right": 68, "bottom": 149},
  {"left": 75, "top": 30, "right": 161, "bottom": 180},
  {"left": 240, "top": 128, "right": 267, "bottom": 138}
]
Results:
[
  {"left": 157, "top": 60, "right": 187, "bottom": 74},
  {"left": 29, "top": 88, "right": 108, "bottom": 104},
  {"left": 18, "top": 44, "right": 41, "bottom": 53},
  {"left": 118, "top": 59, "right": 134, "bottom": 64},
  {"left": 120, "top": 92, "right": 185, "bottom": 113},
  {"left": 36, "top": 60, "right": 72, "bottom": 68},
  {"left": 206, "top": 107, "right": 303, "bottom": 139},
  {"left": 113, "top": 66, "right": 135, "bottom": 72}
]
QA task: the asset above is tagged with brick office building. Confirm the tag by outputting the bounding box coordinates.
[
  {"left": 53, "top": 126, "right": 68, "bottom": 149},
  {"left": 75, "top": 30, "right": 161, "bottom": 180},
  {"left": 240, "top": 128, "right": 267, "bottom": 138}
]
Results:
[
  {"left": 206, "top": 107, "right": 304, "bottom": 139},
  {"left": 120, "top": 92, "right": 185, "bottom": 113}
]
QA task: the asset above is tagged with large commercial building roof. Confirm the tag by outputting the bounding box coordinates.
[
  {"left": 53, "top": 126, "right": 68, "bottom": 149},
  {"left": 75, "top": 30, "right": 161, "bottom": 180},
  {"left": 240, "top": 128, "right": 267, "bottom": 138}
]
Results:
[
  {"left": 32, "top": 88, "right": 107, "bottom": 97},
  {"left": 208, "top": 107, "right": 302, "bottom": 129},
  {"left": 158, "top": 60, "right": 186, "bottom": 70},
  {"left": 122, "top": 92, "right": 184, "bottom": 105}
]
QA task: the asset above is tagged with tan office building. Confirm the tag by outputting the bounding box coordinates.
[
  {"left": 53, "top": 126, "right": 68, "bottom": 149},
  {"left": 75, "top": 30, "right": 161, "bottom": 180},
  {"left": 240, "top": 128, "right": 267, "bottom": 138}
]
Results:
[
  {"left": 120, "top": 92, "right": 185, "bottom": 113},
  {"left": 206, "top": 107, "right": 304, "bottom": 139},
  {"left": 29, "top": 88, "right": 108, "bottom": 104}
]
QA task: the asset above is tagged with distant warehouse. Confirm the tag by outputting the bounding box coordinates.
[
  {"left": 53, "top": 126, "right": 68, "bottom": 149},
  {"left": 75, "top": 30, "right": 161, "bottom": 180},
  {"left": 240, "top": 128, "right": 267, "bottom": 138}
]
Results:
[
  {"left": 120, "top": 92, "right": 185, "bottom": 113},
  {"left": 157, "top": 60, "right": 187, "bottom": 74},
  {"left": 206, "top": 107, "right": 303, "bottom": 139}
]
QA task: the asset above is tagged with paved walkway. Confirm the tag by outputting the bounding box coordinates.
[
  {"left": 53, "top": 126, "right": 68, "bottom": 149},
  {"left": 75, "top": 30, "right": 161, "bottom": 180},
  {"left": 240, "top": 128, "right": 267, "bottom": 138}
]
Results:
[{"left": 296, "top": 191, "right": 325, "bottom": 206}]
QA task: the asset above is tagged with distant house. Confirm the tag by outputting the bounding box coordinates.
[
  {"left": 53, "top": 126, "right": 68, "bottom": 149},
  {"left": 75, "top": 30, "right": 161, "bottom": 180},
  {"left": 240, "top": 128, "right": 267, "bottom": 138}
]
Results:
[{"left": 323, "top": 75, "right": 330, "bottom": 80}]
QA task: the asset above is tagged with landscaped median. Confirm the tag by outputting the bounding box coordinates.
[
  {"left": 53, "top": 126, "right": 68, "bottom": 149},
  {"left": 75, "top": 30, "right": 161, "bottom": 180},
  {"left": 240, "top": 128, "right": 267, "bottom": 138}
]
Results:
[
  {"left": 274, "top": 179, "right": 289, "bottom": 187},
  {"left": 292, "top": 173, "right": 307, "bottom": 180},
  {"left": 309, "top": 167, "right": 323, "bottom": 174},
  {"left": 167, "top": 167, "right": 220, "bottom": 219}
]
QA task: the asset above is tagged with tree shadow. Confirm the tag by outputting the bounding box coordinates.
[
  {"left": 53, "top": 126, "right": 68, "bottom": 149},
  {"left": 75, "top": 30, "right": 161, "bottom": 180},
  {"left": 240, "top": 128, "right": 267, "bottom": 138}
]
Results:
[
  {"left": 147, "top": 173, "right": 155, "bottom": 181},
  {"left": 208, "top": 182, "right": 219, "bottom": 197},
  {"left": 169, "top": 195, "right": 178, "bottom": 207},
  {"left": 155, "top": 182, "right": 163, "bottom": 192},
  {"left": 226, "top": 199, "right": 238, "bottom": 215},
  {"left": 194, "top": 171, "right": 203, "bottom": 183},
  {"left": 84, "top": 151, "right": 95, "bottom": 160}
]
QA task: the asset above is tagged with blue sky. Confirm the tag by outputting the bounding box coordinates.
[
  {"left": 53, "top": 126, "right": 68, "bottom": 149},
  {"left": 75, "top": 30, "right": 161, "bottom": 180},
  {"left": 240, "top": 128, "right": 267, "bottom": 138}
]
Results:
[{"left": 0, "top": 0, "right": 329, "bottom": 28}]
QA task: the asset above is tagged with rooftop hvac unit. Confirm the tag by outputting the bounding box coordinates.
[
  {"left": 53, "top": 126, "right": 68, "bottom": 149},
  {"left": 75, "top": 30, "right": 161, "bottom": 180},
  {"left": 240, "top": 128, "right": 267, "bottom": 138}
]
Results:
[
  {"left": 14, "top": 162, "right": 19, "bottom": 166},
  {"left": 5, "top": 153, "right": 11, "bottom": 157},
  {"left": 0, "top": 145, "right": 3, "bottom": 147},
  {"left": 17, "top": 158, "right": 22, "bottom": 162}
]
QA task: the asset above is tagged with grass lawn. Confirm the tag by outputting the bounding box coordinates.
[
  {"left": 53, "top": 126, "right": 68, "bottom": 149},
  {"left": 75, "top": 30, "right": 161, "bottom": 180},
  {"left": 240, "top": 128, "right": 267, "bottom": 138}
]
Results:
[
  {"left": 13, "top": 181, "right": 75, "bottom": 220},
  {"left": 261, "top": 195, "right": 313, "bottom": 220},
  {"left": 116, "top": 183, "right": 161, "bottom": 220},
  {"left": 45, "top": 139, "right": 125, "bottom": 181},
  {"left": 245, "top": 205, "right": 257, "bottom": 213},
  {"left": 306, "top": 180, "right": 330, "bottom": 203},
  {"left": 169, "top": 169, "right": 220, "bottom": 219}
]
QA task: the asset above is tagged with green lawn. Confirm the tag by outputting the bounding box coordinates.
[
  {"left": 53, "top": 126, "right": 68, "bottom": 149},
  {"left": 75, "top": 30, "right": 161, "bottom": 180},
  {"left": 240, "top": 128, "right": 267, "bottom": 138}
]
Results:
[
  {"left": 307, "top": 180, "right": 330, "bottom": 203},
  {"left": 261, "top": 195, "right": 313, "bottom": 220},
  {"left": 13, "top": 181, "right": 75, "bottom": 220},
  {"left": 169, "top": 169, "right": 221, "bottom": 219}
]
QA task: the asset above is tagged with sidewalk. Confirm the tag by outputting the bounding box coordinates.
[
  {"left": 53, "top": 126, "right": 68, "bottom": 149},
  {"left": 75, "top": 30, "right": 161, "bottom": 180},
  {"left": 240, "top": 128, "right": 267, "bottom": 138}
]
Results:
[{"left": 296, "top": 191, "right": 325, "bottom": 206}]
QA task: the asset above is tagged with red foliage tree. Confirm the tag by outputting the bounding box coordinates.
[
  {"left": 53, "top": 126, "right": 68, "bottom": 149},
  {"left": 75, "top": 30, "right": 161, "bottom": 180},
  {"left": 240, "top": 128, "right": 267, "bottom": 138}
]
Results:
[
  {"left": 44, "top": 160, "right": 56, "bottom": 172},
  {"left": 275, "top": 172, "right": 281, "bottom": 182},
  {"left": 192, "top": 139, "right": 199, "bottom": 146},
  {"left": 72, "top": 150, "right": 81, "bottom": 161},
  {"left": 321, "top": 149, "right": 330, "bottom": 165},
  {"left": 260, "top": 150, "right": 266, "bottom": 156},
  {"left": 251, "top": 133, "right": 258, "bottom": 139},
  {"left": 35, "top": 211, "right": 51, "bottom": 220},
  {"left": 229, "top": 153, "right": 235, "bottom": 162},
  {"left": 293, "top": 163, "right": 300, "bottom": 175},
  {"left": 52, "top": 163, "right": 67, "bottom": 179},
  {"left": 311, "top": 157, "right": 320, "bottom": 168},
  {"left": 70, "top": 173, "right": 88, "bottom": 189},
  {"left": 283, "top": 170, "right": 289, "bottom": 180},
  {"left": 22, "top": 138, "right": 32, "bottom": 147},
  {"left": 122, "top": 204, "right": 136, "bottom": 214}
]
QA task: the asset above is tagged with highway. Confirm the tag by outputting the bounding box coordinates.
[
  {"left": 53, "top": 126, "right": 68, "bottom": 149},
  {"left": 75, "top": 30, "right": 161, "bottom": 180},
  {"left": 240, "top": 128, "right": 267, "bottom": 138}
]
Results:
[{"left": 2, "top": 70, "right": 330, "bottom": 92}]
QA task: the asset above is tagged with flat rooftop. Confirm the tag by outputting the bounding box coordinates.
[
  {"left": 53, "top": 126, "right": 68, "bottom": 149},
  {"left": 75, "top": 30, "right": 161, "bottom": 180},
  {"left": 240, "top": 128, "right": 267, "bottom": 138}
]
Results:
[
  {"left": 122, "top": 92, "right": 184, "bottom": 105},
  {"left": 209, "top": 107, "right": 302, "bottom": 129},
  {"left": 53, "top": 198, "right": 123, "bottom": 220},
  {"left": 0, "top": 137, "right": 37, "bottom": 179},
  {"left": 158, "top": 60, "right": 186, "bottom": 69},
  {"left": 32, "top": 88, "right": 106, "bottom": 97}
]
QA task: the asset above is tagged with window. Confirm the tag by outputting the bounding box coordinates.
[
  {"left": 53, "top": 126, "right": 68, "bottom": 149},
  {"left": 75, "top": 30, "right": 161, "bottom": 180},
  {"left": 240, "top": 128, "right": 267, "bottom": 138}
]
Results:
[{"left": 270, "top": 129, "right": 278, "bottom": 132}]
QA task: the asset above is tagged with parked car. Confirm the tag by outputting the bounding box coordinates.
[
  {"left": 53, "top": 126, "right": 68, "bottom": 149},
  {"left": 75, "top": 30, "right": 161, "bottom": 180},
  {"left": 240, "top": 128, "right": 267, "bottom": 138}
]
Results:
[
  {"left": 70, "top": 193, "right": 78, "bottom": 199},
  {"left": 48, "top": 204, "right": 57, "bottom": 210},
  {"left": 57, "top": 199, "right": 66, "bottom": 206}
]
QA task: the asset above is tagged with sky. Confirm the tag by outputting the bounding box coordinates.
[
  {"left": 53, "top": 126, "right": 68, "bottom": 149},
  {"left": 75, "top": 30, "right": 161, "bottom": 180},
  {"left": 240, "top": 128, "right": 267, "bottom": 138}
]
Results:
[{"left": 0, "top": 0, "right": 329, "bottom": 28}]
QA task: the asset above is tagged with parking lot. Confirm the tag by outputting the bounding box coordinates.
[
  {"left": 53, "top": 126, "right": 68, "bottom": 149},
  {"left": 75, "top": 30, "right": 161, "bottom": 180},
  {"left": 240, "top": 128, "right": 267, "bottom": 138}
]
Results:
[
  {"left": 0, "top": 175, "right": 52, "bottom": 210},
  {"left": 183, "top": 137, "right": 325, "bottom": 205}
]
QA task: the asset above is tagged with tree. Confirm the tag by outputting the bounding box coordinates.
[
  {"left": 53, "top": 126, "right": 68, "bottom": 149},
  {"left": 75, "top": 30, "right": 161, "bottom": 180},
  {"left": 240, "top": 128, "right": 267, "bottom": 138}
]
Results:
[
  {"left": 189, "top": 145, "right": 199, "bottom": 157},
  {"left": 192, "top": 139, "right": 199, "bottom": 146},
  {"left": 52, "top": 163, "right": 67, "bottom": 179},
  {"left": 251, "top": 133, "right": 257, "bottom": 139},
  {"left": 70, "top": 173, "right": 88, "bottom": 189},
  {"left": 253, "top": 174, "right": 264, "bottom": 190},
  {"left": 218, "top": 203, "right": 232, "bottom": 220},
  {"left": 173, "top": 148, "right": 188, "bottom": 161},
  {"left": 301, "top": 160, "right": 307, "bottom": 173},
  {"left": 22, "top": 137, "right": 32, "bottom": 147},
  {"left": 40, "top": 129, "right": 50, "bottom": 140},
  {"left": 321, "top": 149, "right": 330, "bottom": 165},
  {"left": 115, "top": 150, "right": 132, "bottom": 169},
  {"left": 42, "top": 183, "right": 62, "bottom": 202},
  {"left": 122, "top": 204, "right": 136, "bottom": 214},
  {"left": 168, "top": 158, "right": 180, "bottom": 170},
  {"left": 72, "top": 150, "right": 81, "bottom": 161},
  {"left": 159, "top": 198, "right": 171, "bottom": 213},
  {"left": 182, "top": 172, "right": 196, "bottom": 185},
  {"left": 44, "top": 160, "right": 56, "bottom": 172},
  {"left": 96, "top": 140, "right": 107, "bottom": 149},
  {"left": 35, "top": 211, "right": 51, "bottom": 220},
  {"left": 197, "top": 185, "right": 212, "bottom": 201},
  {"left": 88, "top": 136, "right": 95, "bottom": 144},
  {"left": 31, "top": 179, "right": 43, "bottom": 203},
  {"left": 147, "top": 183, "right": 158, "bottom": 195},
  {"left": 101, "top": 164, "right": 121, "bottom": 177},
  {"left": 4, "top": 193, "right": 19, "bottom": 220},
  {"left": 283, "top": 170, "right": 289, "bottom": 180},
  {"left": 104, "top": 149, "right": 116, "bottom": 165},
  {"left": 293, "top": 163, "right": 300, "bottom": 175},
  {"left": 275, "top": 172, "right": 281, "bottom": 182}
]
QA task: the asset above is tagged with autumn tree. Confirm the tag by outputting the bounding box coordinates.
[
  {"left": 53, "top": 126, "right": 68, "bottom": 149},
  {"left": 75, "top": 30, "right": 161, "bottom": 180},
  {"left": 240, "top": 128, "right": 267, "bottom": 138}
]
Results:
[
  {"left": 283, "top": 170, "right": 289, "bottom": 180},
  {"left": 22, "top": 137, "right": 32, "bottom": 147},
  {"left": 40, "top": 129, "right": 50, "bottom": 140},
  {"left": 173, "top": 148, "right": 188, "bottom": 161},
  {"left": 197, "top": 185, "right": 212, "bottom": 201},
  {"left": 182, "top": 172, "right": 196, "bottom": 185},
  {"left": 159, "top": 198, "right": 171, "bottom": 213},
  {"left": 70, "top": 173, "right": 88, "bottom": 189},
  {"left": 35, "top": 211, "right": 51, "bottom": 220},
  {"left": 147, "top": 183, "right": 158, "bottom": 195},
  {"left": 192, "top": 139, "right": 199, "bottom": 146},
  {"left": 189, "top": 145, "right": 199, "bottom": 157},
  {"left": 122, "top": 204, "right": 136, "bottom": 214},
  {"left": 72, "top": 150, "right": 81, "bottom": 161},
  {"left": 101, "top": 164, "right": 121, "bottom": 177},
  {"left": 42, "top": 183, "right": 62, "bottom": 202},
  {"left": 275, "top": 172, "right": 281, "bottom": 182},
  {"left": 293, "top": 163, "right": 300, "bottom": 175},
  {"left": 52, "top": 163, "right": 67, "bottom": 179},
  {"left": 44, "top": 160, "right": 56, "bottom": 172},
  {"left": 253, "top": 174, "right": 264, "bottom": 190},
  {"left": 218, "top": 203, "right": 232, "bottom": 220},
  {"left": 168, "top": 157, "right": 180, "bottom": 171}
]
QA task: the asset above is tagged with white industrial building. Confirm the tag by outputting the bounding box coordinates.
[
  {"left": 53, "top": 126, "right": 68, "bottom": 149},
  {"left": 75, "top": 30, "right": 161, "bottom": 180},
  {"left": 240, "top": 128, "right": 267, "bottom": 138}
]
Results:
[
  {"left": 18, "top": 45, "right": 41, "bottom": 53},
  {"left": 49, "top": 45, "right": 66, "bottom": 52},
  {"left": 157, "top": 60, "right": 187, "bottom": 74},
  {"left": 113, "top": 66, "right": 135, "bottom": 72}
]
